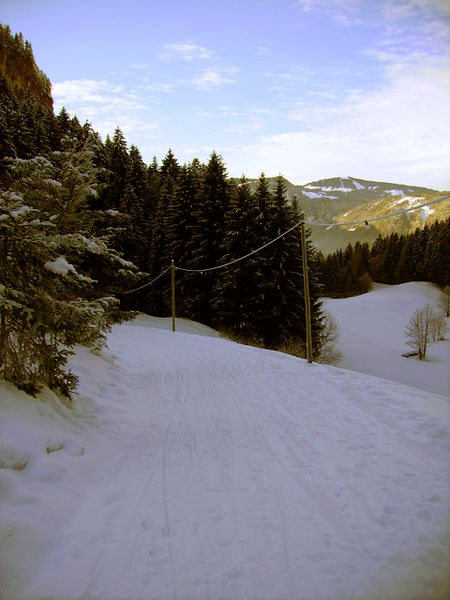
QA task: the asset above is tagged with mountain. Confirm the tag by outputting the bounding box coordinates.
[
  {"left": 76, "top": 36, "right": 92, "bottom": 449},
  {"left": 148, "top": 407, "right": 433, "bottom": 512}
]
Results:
[
  {"left": 0, "top": 23, "right": 53, "bottom": 110},
  {"left": 242, "top": 175, "right": 448, "bottom": 254}
]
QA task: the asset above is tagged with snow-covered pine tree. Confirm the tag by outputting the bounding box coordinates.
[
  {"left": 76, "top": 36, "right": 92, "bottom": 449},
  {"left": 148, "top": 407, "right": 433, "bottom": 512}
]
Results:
[{"left": 0, "top": 133, "right": 139, "bottom": 398}]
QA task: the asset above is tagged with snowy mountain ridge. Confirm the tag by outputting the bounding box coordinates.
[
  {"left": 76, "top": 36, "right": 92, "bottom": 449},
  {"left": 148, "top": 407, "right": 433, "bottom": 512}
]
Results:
[{"left": 242, "top": 175, "right": 448, "bottom": 253}]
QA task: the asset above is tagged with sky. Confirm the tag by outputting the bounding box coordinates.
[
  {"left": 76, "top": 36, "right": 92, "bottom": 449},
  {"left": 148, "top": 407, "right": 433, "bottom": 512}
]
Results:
[{"left": 2, "top": 0, "right": 449, "bottom": 188}]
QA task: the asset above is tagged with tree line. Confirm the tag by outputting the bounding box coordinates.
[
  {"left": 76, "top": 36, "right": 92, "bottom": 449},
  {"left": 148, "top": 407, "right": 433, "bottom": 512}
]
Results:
[
  {"left": 0, "top": 33, "right": 325, "bottom": 396},
  {"left": 316, "top": 220, "right": 449, "bottom": 297}
]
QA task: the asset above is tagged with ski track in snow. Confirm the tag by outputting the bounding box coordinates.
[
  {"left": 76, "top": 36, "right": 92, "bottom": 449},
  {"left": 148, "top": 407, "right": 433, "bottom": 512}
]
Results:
[{"left": 5, "top": 316, "right": 446, "bottom": 600}]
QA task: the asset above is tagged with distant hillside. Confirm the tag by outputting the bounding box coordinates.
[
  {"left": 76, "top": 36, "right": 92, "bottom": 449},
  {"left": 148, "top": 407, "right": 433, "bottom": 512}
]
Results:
[
  {"left": 0, "top": 23, "right": 53, "bottom": 110},
  {"left": 334, "top": 191, "right": 450, "bottom": 236},
  {"left": 242, "top": 175, "right": 447, "bottom": 254}
]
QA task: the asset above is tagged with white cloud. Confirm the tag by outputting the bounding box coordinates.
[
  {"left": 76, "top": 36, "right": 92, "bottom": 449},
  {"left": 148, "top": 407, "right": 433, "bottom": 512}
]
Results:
[
  {"left": 159, "top": 42, "right": 213, "bottom": 62},
  {"left": 295, "top": 0, "right": 364, "bottom": 24},
  {"left": 52, "top": 79, "right": 159, "bottom": 143},
  {"left": 129, "top": 63, "right": 148, "bottom": 71},
  {"left": 222, "top": 55, "right": 450, "bottom": 189},
  {"left": 192, "top": 69, "right": 237, "bottom": 90},
  {"left": 52, "top": 80, "right": 145, "bottom": 109},
  {"left": 142, "top": 82, "right": 173, "bottom": 93}
]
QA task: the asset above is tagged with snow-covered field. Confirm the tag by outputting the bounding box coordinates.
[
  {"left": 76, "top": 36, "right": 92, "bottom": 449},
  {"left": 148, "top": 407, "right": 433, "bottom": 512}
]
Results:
[
  {"left": 324, "top": 282, "right": 449, "bottom": 399},
  {"left": 0, "top": 284, "right": 449, "bottom": 599}
]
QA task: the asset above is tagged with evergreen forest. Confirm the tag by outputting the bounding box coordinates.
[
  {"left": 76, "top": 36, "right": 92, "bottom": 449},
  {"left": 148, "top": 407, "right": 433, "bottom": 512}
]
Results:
[
  {"left": 316, "top": 219, "right": 449, "bottom": 297},
  {"left": 0, "top": 24, "right": 449, "bottom": 397}
]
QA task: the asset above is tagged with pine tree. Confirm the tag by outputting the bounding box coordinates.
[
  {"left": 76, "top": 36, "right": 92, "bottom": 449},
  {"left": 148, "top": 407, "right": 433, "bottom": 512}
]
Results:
[
  {"left": 0, "top": 75, "right": 18, "bottom": 160},
  {"left": 212, "top": 176, "right": 264, "bottom": 339},
  {"left": 165, "top": 159, "right": 204, "bottom": 316},
  {"left": 424, "top": 218, "right": 450, "bottom": 288},
  {"left": 185, "top": 151, "right": 230, "bottom": 324},
  {"left": 146, "top": 149, "right": 180, "bottom": 315},
  {"left": 53, "top": 107, "right": 72, "bottom": 151},
  {"left": 106, "top": 127, "right": 129, "bottom": 211},
  {"left": 0, "top": 136, "right": 139, "bottom": 398},
  {"left": 121, "top": 145, "right": 152, "bottom": 269}
]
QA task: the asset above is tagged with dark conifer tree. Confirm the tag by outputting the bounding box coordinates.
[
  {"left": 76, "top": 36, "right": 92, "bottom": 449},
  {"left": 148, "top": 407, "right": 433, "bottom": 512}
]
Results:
[
  {"left": 114, "top": 145, "right": 152, "bottom": 272},
  {"left": 185, "top": 151, "right": 230, "bottom": 324},
  {"left": 146, "top": 149, "right": 180, "bottom": 314},
  {"left": 14, "top": 92, "right": 38, "bottom": 158},
  {"left": 106, "top": 127, "right": 129, "bottom": 210},
  {"left": 257, "top": 176, "right": 306, "bottom": 346},
  {"left": 424, "top": 218, "right": 450, "bottom": 287},
  {"left": 212, "top": 176, "right": 264, "bottom": 339},
  {"left": 53, "top": 107, "right": 72, "bottom": 151},
  {"left": 0, "top": 76, "right": 18, "bottom": 160},
  {"left": 165, "top": 159, "right": 204, "bottom": 316}
]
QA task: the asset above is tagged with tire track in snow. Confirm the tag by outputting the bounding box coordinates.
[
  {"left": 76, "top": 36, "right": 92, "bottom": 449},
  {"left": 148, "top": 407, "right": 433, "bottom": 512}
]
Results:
[
  {"left": 160, "top": 370, "right": 188, "bottom": 600},
  {"left": 84, "top": 368, "right": 189, "bottom": 599}
]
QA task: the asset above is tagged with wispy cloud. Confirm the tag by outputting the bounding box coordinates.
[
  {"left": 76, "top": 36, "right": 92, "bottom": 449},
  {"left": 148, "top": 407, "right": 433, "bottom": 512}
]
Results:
[
  {"left": 223, "top": 54, "right": 449, "bottom": 188},
  {"left": 52, "top": 79, "right": 159, "bottom": 142},
  {"left": 129, "top": 63, "right": 148, "bottom": 71},
  {"left": 295, "top": 0, "right": 364, "bottom": 25},
  {"left": 142, "top": 82, "right": 173, "bottom": 93},
  {"left": 253, "top": 46, "right": 270, "bottom": 56},
  {"left": 52, "top": 80, "right": 145, "bottom": 108},
  {"left": 192, "top": 68, "right": 237, "bottom": 90},
  {"left": 159, "top": 42, "right": 213, "bottom": 62}
]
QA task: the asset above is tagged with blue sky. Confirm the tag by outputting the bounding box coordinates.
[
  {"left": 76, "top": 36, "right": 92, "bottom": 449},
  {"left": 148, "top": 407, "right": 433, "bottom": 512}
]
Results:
[{"left": 2, "top": 0, "right": 449, "bottom": 188}]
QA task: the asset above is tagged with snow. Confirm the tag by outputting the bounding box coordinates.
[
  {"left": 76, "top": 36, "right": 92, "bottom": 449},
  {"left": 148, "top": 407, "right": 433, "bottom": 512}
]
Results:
[
  {"left": 323, "top": 282, "right": 449, "bottom": 399},
  {"left": 10, "top": 205, "right": 36, "bottom": 219},
  {"left": 384, "top": 189, "right": 405, "bottom": 196},
  {"left": 302, "top": 190, "right": 338, "bottom": 200},
  {"left": 45, "top": 178, "right": 62, "bottom": 188},
  {"left": 44, "top": 256, "right": 76, "bottom": 276},
  {"left": 0, "top": 284, "right": 449, "bottom": 600},
  {"left": 303, "top": 190, "right": 324, "bottom": 199},
  {"left": 393, "top": 195, "right": 424, "bottom": 206},
  {"left": 321, "top": 185, "right": 354, "bottom": 193},
  {"left": 421, "top": 205, "right": 435, "bottom": 217},
  {"left": 352, "top": 179, "right": 366, "bottom": 190}
]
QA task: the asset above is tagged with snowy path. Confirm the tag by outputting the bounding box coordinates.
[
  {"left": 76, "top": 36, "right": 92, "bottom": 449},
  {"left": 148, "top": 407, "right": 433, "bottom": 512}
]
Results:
[{"left": 1, "top": 315, "right": 449, "bottom": 599}]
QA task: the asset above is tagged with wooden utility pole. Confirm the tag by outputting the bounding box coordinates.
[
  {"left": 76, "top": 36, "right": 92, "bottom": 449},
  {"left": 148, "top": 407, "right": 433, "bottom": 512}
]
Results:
[
  {"left": 300, "top": 217, "right": 313, "bottom": 363},
  {"left": 171, "top": 259, "right": 176, "bottom": 332}
]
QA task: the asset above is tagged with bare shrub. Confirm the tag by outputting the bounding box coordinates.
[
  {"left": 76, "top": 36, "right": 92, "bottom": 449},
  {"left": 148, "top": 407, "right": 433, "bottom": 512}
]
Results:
[
  {"left": 315, "top": 312, "right": 343, "bottom": 364},
  {"left": 405, "top": 304, "right": 434, "bottom": 360}
]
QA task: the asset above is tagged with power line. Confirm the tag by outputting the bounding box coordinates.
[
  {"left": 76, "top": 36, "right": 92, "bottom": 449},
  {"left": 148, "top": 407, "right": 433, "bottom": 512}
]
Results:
[
  {"left": 308, "top": 194, "right": 450, "bottom": 228},
  {"left": 121, "top": 193, "right": 449, "bottom": 291},
  {"left": 177, "top": 193, "right": 450, "bottom": 273},
  {"left": 175, "top": 220, "right": 302, "bottom": 273},
  {"left": 121, "top": 265, "right": 171, "bottom": 294}
]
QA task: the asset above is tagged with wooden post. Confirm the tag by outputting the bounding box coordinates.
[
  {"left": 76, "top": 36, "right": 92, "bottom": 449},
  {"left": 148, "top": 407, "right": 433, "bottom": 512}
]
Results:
[
  {"left": 171, "top": 259, "right": 176, "bottom": 332},
  {"left": 300, "top": 218, "right": 313, "bottom": 363}
]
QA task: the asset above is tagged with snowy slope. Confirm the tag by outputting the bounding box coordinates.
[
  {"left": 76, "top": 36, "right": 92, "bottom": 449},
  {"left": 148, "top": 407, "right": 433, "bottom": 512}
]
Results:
[
  {"left": 324, "top": 282, "right": 449, "bottom": 399},
  {"left": 0, "top": 294, "right": 449, "bottom": 599}
]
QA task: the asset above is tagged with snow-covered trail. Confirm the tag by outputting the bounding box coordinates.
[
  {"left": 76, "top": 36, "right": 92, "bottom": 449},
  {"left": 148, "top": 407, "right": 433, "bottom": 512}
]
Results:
[{"left": 13, "top": 317, "right": 448, "bottom": 600}]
